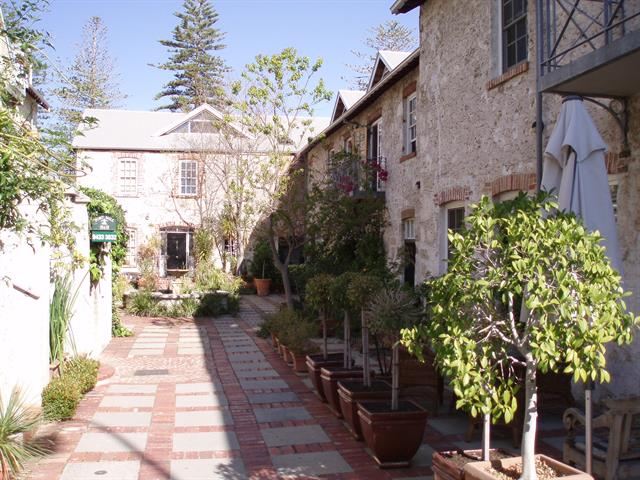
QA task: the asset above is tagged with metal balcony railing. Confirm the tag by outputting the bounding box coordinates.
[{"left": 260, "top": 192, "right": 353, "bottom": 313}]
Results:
[{"left": 537, "top": 0, "right": 640, "bottom": 96}]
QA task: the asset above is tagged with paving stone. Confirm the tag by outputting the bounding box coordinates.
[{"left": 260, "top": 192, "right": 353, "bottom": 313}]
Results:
[
  {"left": 226, "top": 346, "right": 260, "bottom": 353},
  {"left": 176, "top": 393, "right": 228, "bottom": 407},
  {"left": 91, "top": 412, "right": 152, "bottom": 427},
  {"left": 107, "top": 384, "right": 157, "bottom": 394},
  {"left": 100, "top": 395, "right": 155, "bottom": 408},
  {"left": 411, "top": 444, "right": 435, "bottom": 468},
  {"left": 428, "top": 415, "right": 469, "bottom": 436},
  {"left": 178, "top": 348, "right": 207, "bottom": 355},
  {"left": 261, "top": 425, "right": 329, "bottom": 447},
  {"left": 170, "top": 458, "right": 246, "bottom": 480},
  {"left": 272, "top": 451, "right": 352, "bottom": 476},
  {"left": 228, "top": 353, "right": 266, "bottom": 362},
  {"left": 176, "top": 382, "right": 222, "bottom": 394},
  {"left": 175, "top": 409, "right": 233, "bottom": 427},
  {"left": 247, "top": 392, "right": 299, "bottom": 404},
  {"left": 301, "top": 377, "right": 313, "bottom": 390},
  {"left": 239, "top": 379, "right": 288, "bottom": 390},
  {"left": 59, "top": 461, "right": 140, "bottom": 480},
  {"left": 128, "top": 349, "right": 163, "bottom": 356},
  {"left": 75, "top": 432, "right": 147, "bottom": 452},
  {"left": 234, "top": 368, "right": 278, "bottom": 378},
  {"left": 254, "top": 407, "right": 311, "bottom": 423},
  {"left": 173, "top": 431, "right": 239, "bottom": 452},
  {"left": 133, "top": 342, "right": 166, "bottom": 348}
]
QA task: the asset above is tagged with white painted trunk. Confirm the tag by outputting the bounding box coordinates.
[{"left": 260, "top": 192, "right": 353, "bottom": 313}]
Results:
[
  {"left": 391, "top": 343, "right": 399, "bottom": 410},
  {"left": 361, "top": 309, "right": 370, "bottom": 387},
  {"left": 322, "top": 310, "right": 328, "bottom": 360},
  {"left": 519, "top": 356, "right": 538, "bottom": 480},
  {"left": 482, "top": 413, "right": 491, "bottom": 461},
  {"left": 343, "top": 311, "right": 351, "bottom": 368}
]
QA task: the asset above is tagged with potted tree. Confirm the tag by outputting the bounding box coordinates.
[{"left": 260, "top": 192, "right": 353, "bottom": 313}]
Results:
[
  {"left": 251, "top": 241, "right": 275, "bottom": 297},
  {"left": 284, "top": 318, "right": 320, "bottom": 373},
  {"left": 304, "top": 274, "right": 345, "bottom": 401},
  {"left": 337, "top": 273, "right": 391, "bottom": 439},
  {"left": 402, "top": 193, "right": 638, "bottom": 480},
  {"left": 357, "top": 283, "right": 427, "bottom": 468}
]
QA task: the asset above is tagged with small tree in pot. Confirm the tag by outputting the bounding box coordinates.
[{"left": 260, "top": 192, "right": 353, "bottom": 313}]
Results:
[
  {"left": 250, "top": 240, "right": 276, "bottom": 296},
  {"left": 402, "top": 193, "right": 638, "bottom": 480},
  {"left": 357, "top": 283, "right": 427, "bottom": 468}
]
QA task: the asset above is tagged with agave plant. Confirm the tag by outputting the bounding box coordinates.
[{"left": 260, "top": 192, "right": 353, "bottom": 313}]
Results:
[{"left": 0, "top": 388, "right": 47, "bottom": 479}]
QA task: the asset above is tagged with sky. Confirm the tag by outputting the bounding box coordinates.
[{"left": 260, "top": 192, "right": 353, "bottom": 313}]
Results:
[{"left": 38, "top": 0, "right": 419, "bottom": 117}]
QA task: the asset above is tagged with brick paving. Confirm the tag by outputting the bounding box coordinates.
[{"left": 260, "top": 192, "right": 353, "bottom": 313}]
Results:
[{"left": 25, "top": 295, "right": 567, "bottom": 480}]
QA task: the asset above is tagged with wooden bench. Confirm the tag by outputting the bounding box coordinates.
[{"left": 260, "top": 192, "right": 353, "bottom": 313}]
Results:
[{"left": 563, "top": 396, "right": 640, "bottom": 480}]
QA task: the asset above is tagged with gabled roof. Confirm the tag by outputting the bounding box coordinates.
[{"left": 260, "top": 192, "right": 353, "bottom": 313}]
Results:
[
  {"left": 331, "top": 90, "right": 366, "bottom": 122},
  {"left": 368, "top": 50, "right": 413, "bottom": 91},
  {"left": 390, "top": 0, "right": 424, "bottom": 14},
  {"left": 73, "top": 104, "right": 330, "bottom": 152}
]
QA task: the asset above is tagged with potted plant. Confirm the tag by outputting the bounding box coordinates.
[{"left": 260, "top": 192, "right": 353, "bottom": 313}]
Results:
[
  {"left": 337, "top": 273, "right": 390, "bottom": 439},
  {"left": 304, "top": 273, "right": 347, "bottom": 401},
  {"left": 284, "top": 318, "right": 320, "bottom": 373},
  {"left": 357, "top": 283, "right": 427, "bottom": 468},
  {"left": 251, "top": 241, "right": 274, "bottom": 297},
  {"left": 402, "top": 193, "right": 638, "bottom": 480},
  {"left": 0, "top": 388, "right": 47, "bottom": 480}
]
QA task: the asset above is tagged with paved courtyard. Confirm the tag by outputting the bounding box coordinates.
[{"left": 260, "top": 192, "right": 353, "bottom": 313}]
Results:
[{"left": 25, "top": 296, "right": 568, "bottom": 480}]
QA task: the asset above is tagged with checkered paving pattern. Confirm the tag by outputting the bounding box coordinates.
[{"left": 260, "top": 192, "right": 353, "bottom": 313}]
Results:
[{"left": 24, "top": 295, "right": 566, "bottom": 480}]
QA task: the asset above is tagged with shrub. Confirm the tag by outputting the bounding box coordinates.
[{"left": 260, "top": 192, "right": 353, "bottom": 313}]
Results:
[
  {"left": 249, "top": 240, "right": 277, "bottom": 281},
  {"left": 42, "top": 377, "right": 81, "bottom": 421},
  {"left": 194, "top": 293, "right": 226, "bottom": 317},
  {"left": 64, "top": 357, "right": 100, "bottom": 394},
  {"left": 280, "top": 316, "right": 319, "bottom": 355},
  {"left": 127, "top": 290, "right": 156, "bottom": 316}
]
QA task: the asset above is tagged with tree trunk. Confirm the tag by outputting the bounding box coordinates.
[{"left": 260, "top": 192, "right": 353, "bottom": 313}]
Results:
[
  {"left": 266, "top": 218, "right": 294, "bottom": 309},
  {"left": 361, "top": 308, "right": 370, "bottom": 387},
  {"left": 519, "top": 354, "right": 538, "bottom": 480},
  {"left": 482, "top": 413, "right": 491, "bottom": 461},
  {"left": 391, "top": 343, "right": 399, "bottom": 411},
  {"left": 343, "top": 311, "right": 350, "bottom": 368}
]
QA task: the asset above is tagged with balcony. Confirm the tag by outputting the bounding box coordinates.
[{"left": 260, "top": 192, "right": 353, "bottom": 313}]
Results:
[{"left": 537, "top": 0, "right": 640, "bottom": 97}]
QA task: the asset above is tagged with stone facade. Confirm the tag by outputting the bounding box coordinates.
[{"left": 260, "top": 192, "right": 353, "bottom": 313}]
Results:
[{"left": 303, "top": 0, "right": 640, "bottom": 399}]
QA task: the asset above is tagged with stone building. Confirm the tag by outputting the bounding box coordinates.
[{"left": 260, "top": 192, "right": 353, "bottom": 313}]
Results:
[
  {"left": 300, "top": 1, "right": 640, "bottom": 399},
  {"left": 75, "top": 104, "right": 329, "bottom": 276}
]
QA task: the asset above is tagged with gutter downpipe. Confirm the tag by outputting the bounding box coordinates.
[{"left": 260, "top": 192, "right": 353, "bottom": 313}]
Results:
[{"left": 535, "top": 0, "right": 544, "bottom": 191}]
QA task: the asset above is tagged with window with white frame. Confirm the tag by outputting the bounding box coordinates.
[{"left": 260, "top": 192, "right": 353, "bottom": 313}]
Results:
[
  {"left": 403, "top": 218, "right": 415, "bottom": 240},
  {"left": 495, "top": 189, "right": 521, "bottom": 203},
  {"left": 125, "top": 228, "right": 137, "bottom": 266},
  {"left": 502, "top": 0, "right": 528, "bottom": 71},
  {"left": 344, "top": 137, "right": 353, "bottom": 154},
  {"left": 609, "top": 176, "right": 619, "bottom": 223},
  {"left": 368, "top": 120, "right": 385, "bottom": 192},
  {"left": 404, "top": 93, "right": 417, "bottom": 154},
  {"left": 179, "top": 160, "right": 198, "bottom": 196},
  {"left": 118, "top": 158, "right": 137, "bottom": 196},
  {"left": 440, "top": 201, "right": 465, "bottom": 272}
]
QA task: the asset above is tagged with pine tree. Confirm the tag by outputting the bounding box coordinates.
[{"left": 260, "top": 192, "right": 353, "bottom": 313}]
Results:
[
  {"left": 53, "top": 16, "right": 125, "bottom": 135},
  {"left": 154, "top": 0, "right": 228, "bottom": 111},
  {"left": 345, "top": 20, "right": 417, "bottom": 90}
]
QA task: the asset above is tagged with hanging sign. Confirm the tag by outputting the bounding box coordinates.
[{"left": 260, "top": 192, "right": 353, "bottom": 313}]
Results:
[{"left": 91, "top": 215, "right": 117, "bottom": 243}]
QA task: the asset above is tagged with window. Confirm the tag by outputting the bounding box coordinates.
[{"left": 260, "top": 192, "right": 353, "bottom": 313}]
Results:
[
  {"left": 118, "top": 158, "right": 137, "bottom": 196},
  {"left": 440, "top": 202, "right": 465, "bottom": 272},
  {"left": 179, "top": 160, "right": 198, "bottom": 196},
  {"left": 404, "top": 93, "right": 417, "bottom": 154},
  {"left": 403, "top": 218, "right": 416, "bottom": 286},
  {"left": 173, "top": 112, "right": 216, "bottom": 134},
  {"left": 502, "top": 0, "right": 528, "bottom": 71},
  {"left": 609, "top": 177, "right": 619, "bottom": 223},
  {"left": 495, "top": 190, "right": 521, "bottom": 203},
  {"left": 368, "top": 120, "right": 385, "bottom": 192},
  {"left": 125, "top": 228, "right": 137, "bottom": 266},
  {"left": 344, "top": 137, "right": 353, "bottom": 154}
]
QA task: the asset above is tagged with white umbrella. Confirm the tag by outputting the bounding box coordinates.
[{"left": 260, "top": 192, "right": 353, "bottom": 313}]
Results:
[{"left": 541, "top": 96, "right": 623, "bottom": 475}]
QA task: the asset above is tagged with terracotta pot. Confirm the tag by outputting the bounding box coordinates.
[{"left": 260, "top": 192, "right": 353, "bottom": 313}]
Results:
[
  {"left": 289, "top": 350, "right": 309, "bottom": 373},
  {"left": 320, "top": 366, "right": 364, "bottom": 418},
  {"left": 281, "top": 345, "right": 292, "bottom": 364},
  {"left": 305, "top": 353, "right": 347, "bottom": 402},
  {"left": 464, "top": 454, "right": 592, "bottom": 480},
  {"left": 271, "top": 333, "right": 279, "bottom": 351},
  {"left": 357, "top": 400, "right": 428, "bottom": 468},
  {"left": 432, "top": 449, "right": 513, "bottom": 480},
  {"left": 338, "top": 379, "right": 391, "bottom": 440},
  {"left": 254, "top": 278, "right": 271, "bottom": 296}
]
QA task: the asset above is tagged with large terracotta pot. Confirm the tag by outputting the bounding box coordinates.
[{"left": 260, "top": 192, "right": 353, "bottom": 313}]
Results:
[
  {"left": 254, "top": 278, "right": 271, "bottom": 296},
  {"left": 281, "top": 345, "right": 292, "bottom": 364},
  {"left": 432, "top": 449, "right": 513, "bottom": 480},
  {"left": 337, "top": 379, "right": 391, "bottom": 440},
  {"left": 270, "top": 333, "right": 279, "bottom": 351},
  {"left": 288, "top": 350, "right": 310, "bottom": 373},
  {"left": 357, "top": 400, "right": 428, "bottom": 468},
  {"left": 305, "top": 353, "right": 347, "bottom": 402},
  {"left": 320, "top": 366, "right": 364, "bottom": 418},
  {"left": 464, "top": 454, "right": 592, "bottom": 480}
]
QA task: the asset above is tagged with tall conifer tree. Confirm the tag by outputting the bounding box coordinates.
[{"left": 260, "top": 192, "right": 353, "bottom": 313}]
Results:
[{"left": 154, "top": 0, "right": 227, "bottom": 111}]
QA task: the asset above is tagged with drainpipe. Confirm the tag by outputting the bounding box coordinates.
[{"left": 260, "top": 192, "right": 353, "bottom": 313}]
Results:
[{"left": 535, "top": 0, "right": 545, "bottom": 191}]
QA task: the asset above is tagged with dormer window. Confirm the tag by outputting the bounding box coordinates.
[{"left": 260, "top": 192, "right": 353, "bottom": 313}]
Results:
[{"left": 172, "top": 112, "right": 216, "bottom": 134}]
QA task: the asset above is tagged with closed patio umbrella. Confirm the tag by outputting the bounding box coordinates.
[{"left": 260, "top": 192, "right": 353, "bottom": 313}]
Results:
[{"left": 541, "top": 95, "right": 623, "bottom": 475}]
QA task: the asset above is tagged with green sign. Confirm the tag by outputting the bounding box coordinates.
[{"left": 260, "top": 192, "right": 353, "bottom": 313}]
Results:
[
  {"left": 91, "top": 231, "right": 117, "bottom": 242},
  {"left": 91, "top": 215, "right": 116, "bottom": 232}
]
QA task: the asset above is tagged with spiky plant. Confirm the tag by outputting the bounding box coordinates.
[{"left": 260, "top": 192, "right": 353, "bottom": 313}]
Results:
[{"left": 0, "top": 388, "right": 47, "bottom": 479}]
